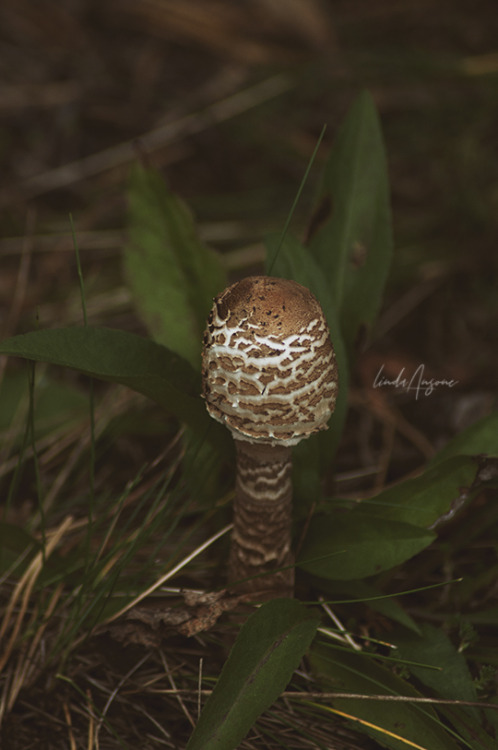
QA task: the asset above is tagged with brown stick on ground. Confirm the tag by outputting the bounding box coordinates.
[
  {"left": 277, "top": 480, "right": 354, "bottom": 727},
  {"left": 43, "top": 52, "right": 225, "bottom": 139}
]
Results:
[{"left": 229, "top": 441, "right": 294, "bottom": 597}]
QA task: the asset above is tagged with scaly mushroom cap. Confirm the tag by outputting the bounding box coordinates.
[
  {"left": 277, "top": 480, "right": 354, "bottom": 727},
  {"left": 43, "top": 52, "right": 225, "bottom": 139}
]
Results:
[{"left": 202, "top": 276, "right": 338, "bottom": 446}]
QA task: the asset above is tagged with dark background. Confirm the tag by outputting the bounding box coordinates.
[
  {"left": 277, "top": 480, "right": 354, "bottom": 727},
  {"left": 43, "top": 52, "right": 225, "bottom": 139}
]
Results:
[{"left": 2, "top": 0, "right": 497, "bottom": 482}]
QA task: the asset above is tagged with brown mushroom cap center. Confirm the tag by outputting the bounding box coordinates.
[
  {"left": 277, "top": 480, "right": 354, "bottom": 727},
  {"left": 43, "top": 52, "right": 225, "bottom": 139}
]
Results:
[{"left": 202, "top": 276, "right": 338, "bottom": 446}]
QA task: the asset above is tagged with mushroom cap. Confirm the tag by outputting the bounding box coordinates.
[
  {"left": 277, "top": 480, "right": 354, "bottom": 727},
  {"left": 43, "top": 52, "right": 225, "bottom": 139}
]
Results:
[{"left": 202, "top": 276, "right": 338, "bottom": 446}]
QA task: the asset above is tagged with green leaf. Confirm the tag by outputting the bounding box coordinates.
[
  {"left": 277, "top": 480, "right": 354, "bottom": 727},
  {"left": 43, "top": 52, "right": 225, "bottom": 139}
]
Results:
[
  {"left": 308, "top": 91, "right": 393, "bottom": 355},
  {"left": 310, "top": 643, "right": 462, "bottom": 750},
  {"left": 125, "top": 165, "right": 227, "bottom": 368},
  {"left": 359, "top": 456, "right": 480, "bottom": 528},
  {"left": 396, "top": 624, "right": 477, "bottom": 704},
  {"left": 428, "top": 412, "right": 498, "bottom": 466},
  {"left": 186, "top": 598, "right": 319, "bottom": 750},
  {"left": 0, "top": 327, "right": 211, "bottom": 435},
  {"left": 298, "top": 512, "right": 434, "bottom": 580},
  {"left": 396, "top": 624, "right": 497, "bottom": 749}
]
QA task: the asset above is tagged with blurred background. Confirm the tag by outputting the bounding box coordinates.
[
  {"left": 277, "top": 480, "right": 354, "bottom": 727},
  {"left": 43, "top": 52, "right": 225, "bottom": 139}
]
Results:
[{"left": 0, "top": 0, "right": 497, "bottom": 484}]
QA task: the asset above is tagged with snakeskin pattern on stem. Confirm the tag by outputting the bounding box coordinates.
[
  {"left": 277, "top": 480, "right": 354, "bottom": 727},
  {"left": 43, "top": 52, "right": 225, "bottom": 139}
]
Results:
[{"left": 229, "top": 441, "right": 294, "bottom": 596}]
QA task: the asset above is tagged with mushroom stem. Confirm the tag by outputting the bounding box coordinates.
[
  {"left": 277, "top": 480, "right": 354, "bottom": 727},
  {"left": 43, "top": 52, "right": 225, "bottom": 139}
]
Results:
[{"left": 229, "top": 441, "right": 294, "bottom": 597}]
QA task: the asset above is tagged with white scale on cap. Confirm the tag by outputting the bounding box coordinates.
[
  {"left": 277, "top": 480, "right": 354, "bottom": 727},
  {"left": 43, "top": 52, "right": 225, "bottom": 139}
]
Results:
[{"left": 202, "top": 276, "right": 338, "bottom": 446}]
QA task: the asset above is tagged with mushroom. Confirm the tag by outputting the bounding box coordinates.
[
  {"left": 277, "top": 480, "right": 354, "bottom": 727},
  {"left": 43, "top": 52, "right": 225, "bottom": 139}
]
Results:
[{"left": 202, "top": 276, "right": 338, "bottom": 597}]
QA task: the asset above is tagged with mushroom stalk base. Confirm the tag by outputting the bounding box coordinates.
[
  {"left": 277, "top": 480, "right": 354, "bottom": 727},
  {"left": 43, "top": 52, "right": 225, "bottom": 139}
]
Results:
[{"left": 229, "top": 440, "right": 294, "bottom": 598}]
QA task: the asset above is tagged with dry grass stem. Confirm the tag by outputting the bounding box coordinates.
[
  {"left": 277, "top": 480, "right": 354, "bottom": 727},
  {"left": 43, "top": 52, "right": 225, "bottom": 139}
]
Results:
[
  {"left": 0, "top": 515, "right": 74, "bottom": 672},
  {"left": 5, "top": 583, "right": 64, "bottom": 716},
  {"left": 94, "top": 653, "right": 150, "bottom": 747},
  {"left": 197, "top": 657, "right": 203, "bottom": 719},
  {"left": 160, "top": 650, "right": 195, "bottom": 729},
  {"left": 104, "top": 523, "right": 232, "bottom": 623},
  {"left": 63, "top": 701, "right": 77, "bottom": 750},
  {"left": 319, "top": 598, "right": 362, "bottom": 651}
]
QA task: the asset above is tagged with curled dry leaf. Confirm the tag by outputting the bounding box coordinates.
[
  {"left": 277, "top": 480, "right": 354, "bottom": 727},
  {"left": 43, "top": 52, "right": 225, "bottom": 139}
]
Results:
[{"left": 102, "top": 589, "right": 245, "bottom": 646}]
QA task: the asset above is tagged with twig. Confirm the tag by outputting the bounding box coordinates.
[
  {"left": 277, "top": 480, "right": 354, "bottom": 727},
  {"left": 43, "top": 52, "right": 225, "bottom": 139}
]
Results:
[
  {"left": 20, "top": 75, "right": 291, "bottom": 197},
  {"left": 147, "top": 688, "right": 498, "bottom": 711}
]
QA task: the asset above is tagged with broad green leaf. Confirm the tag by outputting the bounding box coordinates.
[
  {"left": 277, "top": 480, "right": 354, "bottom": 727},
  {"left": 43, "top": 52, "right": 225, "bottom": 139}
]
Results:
[
  {"left": 428, "top": 412, "right": 498, "bottom": 466},
  {"left": 396, "top": 624, "right": 478, "bottom": 704},
  {"left": 264, "top": 231, "right": 348, "bottom": 466},
  {"left": 310, "top": 643, "right": 462, "bottom": 750},
  {"left": 186, "top": 598, "right": 319, "bottom": 750},
  {"left": 0, "top": 327, "right": 212, "bottom": 436},
  {"left": 396, "top": 625, "right": 497, "bottom": 749},
  {"left": 308, "top": 91, "right": 393, "bottom": 355},
  {"left": 358, "top": 456, "right": 481, "bottom": 528},
  {"left": 298, "top": 512, "right": 434, "bottom": 580},
  {"left": 125, "top": 165, "right": 227, "bottom": 368}
]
